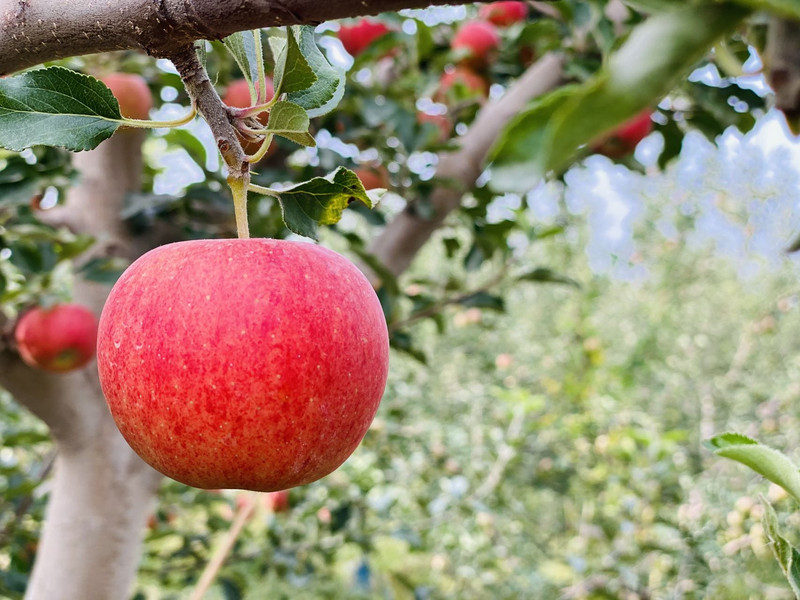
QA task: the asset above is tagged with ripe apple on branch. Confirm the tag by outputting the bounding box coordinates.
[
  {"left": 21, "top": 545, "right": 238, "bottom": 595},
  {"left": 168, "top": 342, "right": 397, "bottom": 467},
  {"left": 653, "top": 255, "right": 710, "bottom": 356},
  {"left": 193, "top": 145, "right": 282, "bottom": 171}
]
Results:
[
  {"left": 97, "top": 238, "right": 390, "bottom": 492},
  {"left": 1, "top": 26, "right": 392, "bottom": 496},
  {"left": 14, "top": 304, "right": 98, "bottom": 373}
]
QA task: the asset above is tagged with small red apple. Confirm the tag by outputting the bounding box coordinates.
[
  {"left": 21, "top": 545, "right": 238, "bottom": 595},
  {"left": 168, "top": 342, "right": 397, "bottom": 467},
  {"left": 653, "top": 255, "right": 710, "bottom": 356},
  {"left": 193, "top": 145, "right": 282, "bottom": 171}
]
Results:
[
  {"left": 338, "top": 19, "right": 392, "bottom": 57},
  {"left": 97, "top": 239, "right": 390, "bottom": 492},
  {"left": 101, "top": 73, "right": 152, "bottom": 120},
  {"left": 264, "top": 490, "right": 290, "bottom": 513},
  {"left": 451, "top": 21, "right": 500, "bottom": 67},
  {"left": 433, "top": 66, "right": 490, "bottom": 104},
  {"left": 478, "top": 2, "right": 528, "bottom": 26},
  {"left": 223, "top": 78, "right": 275, "bottom": 111},
  {"left": 222, "top": 78, "right": 277, "bottom": 157},
  {"left": 417, "top": 111, "right": 452, "bottom": 142},
  {"left": 592, "top": 111, "right": 654, "bottom": 158},
  {"left": 15, "top": 304, "right": 98, "bottom": 373},
  {"left": 354, "top": 165, "right": 390, "bottom": 190}
]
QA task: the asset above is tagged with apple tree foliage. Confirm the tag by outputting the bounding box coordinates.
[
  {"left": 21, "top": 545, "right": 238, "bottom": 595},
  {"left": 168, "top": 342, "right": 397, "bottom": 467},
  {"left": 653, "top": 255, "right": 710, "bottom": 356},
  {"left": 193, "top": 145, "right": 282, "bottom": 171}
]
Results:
[{"left": 1, "top": 0, "right": 799, "bottom": 597}]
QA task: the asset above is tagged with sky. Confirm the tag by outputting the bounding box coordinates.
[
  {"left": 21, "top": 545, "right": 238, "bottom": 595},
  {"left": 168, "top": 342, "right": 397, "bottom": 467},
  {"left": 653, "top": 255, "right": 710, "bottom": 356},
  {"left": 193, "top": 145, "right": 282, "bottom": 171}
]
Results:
[{"left": 554, "top": 109, "right": 800, "bottom": 281}]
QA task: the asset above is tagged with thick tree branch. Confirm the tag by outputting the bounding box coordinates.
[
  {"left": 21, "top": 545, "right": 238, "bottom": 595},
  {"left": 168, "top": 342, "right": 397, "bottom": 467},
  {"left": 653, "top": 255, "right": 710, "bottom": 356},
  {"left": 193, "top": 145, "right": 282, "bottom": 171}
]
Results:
[
  {"left": 0, "top": 0, "right": 474, "bottom": 76},
  {"left": 368, "top": 52, "right": 565, "bottom": 279},
  {"left": 765, "top": 16, "right": 800, "bottom": 133}
]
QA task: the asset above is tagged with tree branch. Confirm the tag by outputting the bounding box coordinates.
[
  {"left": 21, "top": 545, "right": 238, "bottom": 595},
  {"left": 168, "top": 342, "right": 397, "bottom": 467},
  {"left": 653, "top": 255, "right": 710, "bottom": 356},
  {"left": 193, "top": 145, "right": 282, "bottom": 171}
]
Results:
[
  {"left": 368, "top": 52, "right": 565, "bottom": 279},
  {"left": 765, "top": 16, "right": 800, "bottom": 133},
  {"left": 162, "top": 45, "right": 247, "bottom": 174},
  {"left": 0, "top": 0, "right": 475, "bottom": 76}
]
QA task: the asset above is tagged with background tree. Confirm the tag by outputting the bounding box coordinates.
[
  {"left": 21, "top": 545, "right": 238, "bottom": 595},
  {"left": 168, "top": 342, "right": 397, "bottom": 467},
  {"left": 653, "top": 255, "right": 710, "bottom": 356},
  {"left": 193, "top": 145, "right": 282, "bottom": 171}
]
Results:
[{"left": 0, "top": 0, "right": 799, "bottom": 598}]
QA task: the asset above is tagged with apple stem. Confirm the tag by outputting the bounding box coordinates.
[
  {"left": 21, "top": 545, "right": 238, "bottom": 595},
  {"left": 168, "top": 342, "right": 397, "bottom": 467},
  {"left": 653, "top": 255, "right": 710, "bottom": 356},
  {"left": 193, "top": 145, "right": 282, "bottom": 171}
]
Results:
[
  {"left": 228, "top": 176, "right": 250, "bottom": 239},
  {"left": 188, "top": 492, "right": 259, "bottom": 600}
]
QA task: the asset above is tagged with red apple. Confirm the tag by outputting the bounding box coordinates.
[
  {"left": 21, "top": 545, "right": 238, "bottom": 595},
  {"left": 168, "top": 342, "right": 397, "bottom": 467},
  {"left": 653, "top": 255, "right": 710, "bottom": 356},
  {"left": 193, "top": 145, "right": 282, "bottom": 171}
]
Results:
[
  {"left": 434, "top": 66, "right": 490, "bottom": 104},
  {"left": 451, "top": 21, "right": 500, "bottom": 67},
  {"left": 97, "top": 239, "right": 390, "bottom": 492},
  {"left": 592, "top": 111, "right": 654, "bottom": 158},
  {"left": 101, "top": 73, "right": 152, "bottom": 120},
  {"left": 354, "top": 165, "right": 390, "bottom": 190},
  {"left": 478, "top": 2, "right": 528, "bottom": 26},
  {"left": 338, "top": 19, "right": 392, "bottom": 57},
  {"left": 417, "top": 111, "right": 452, "bottom": 142},
  {"left": 15, "top": 304, "right": 98, "bottom": 373},
  {"left": 223, "top": 78, "right": 275, "bottom": 111},
  {"left": 264, "top": 490, "right": 291, "bottom": 513},
  {"left": 222, "top": 78, "right": 276, "bottom": 157}
]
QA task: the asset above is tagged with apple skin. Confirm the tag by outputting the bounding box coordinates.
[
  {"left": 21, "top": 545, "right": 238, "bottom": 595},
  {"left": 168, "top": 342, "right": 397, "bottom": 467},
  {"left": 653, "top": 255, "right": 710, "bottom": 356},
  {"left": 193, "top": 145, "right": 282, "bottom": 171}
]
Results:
[
  {"left": 434, "top": 67, "right": 490, "bottom": 104},
  {"left": 615, "top": 111, "right": 654, "bottom": 148},
  {"left": 15, "top": 304, "right": 98, "bottom": 373},
  {"left": 101, "top": 73, "right": 152, "bottom": 120},
  {"left": 478, "top": 2, "right": 528, "bottom": 26},
  {"left": 417, "top": 111, "right": 452, "bottom": 142},
  {"left": 222, "top": 78, "right": 276, "bottom": 157},
  {"left": 223, "top": 78, "right": 275, "bottom": 110},
  {"left": 593, "top": 111, "right": 654, "bottom": 158},
  {"left": 339, "top": 19, "right": 391, "bottom": 57},
  {"left": 97, "top": 238, "right": 390, "bottom": 492},
  {"left": 264, "top": 490, "right": 290, "bottom": 513},
  {"left": 451, "top": 21, "right": 500, "bottom": 67},
  {"left": 354, "top": 165, "right": 390, "bottom": 190}
]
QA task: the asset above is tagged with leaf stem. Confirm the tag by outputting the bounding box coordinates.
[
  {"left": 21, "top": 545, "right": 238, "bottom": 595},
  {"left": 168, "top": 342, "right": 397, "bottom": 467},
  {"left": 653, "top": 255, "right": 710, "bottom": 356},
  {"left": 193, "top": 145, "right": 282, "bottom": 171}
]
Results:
[
  {"left": 248, "top": 182, "right": 281, "bottom": 197},
  {"left": 118, "top": 105, "right": 197, "bottom": 129},
  {"left": 246, "top": 133, "right": 275, "bottom": 163}
]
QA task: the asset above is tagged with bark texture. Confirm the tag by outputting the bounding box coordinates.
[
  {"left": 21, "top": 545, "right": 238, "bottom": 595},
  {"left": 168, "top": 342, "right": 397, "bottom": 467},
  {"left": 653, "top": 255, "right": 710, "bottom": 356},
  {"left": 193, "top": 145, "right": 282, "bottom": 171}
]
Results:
[
  {"left": 765, "top": 17, "right": 800, "bottom": 132},
  {"left": 0, "top": 0, "right": 473, "bottom": 75}
]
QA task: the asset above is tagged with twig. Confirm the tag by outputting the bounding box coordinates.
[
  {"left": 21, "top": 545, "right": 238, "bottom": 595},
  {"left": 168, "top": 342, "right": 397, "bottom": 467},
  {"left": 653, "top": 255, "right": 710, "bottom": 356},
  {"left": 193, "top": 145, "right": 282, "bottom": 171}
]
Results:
[
  {"left": 161, "top": 44, "right": 251, "bottom": 237},
  {"left": 388, "top": 265, "right": 509, "bottom": 333},
  {"left": 471, "top": 407, "right": 526, "bottom": 500},
  {"left": 189, "top": 492, "right": 259, "bottom": 600}
]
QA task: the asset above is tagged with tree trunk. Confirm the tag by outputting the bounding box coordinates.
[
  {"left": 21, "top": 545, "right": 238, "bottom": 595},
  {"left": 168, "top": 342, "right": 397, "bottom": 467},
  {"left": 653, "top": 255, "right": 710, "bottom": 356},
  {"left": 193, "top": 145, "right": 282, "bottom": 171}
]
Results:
[{"left": 1, "top": 130, "right": 164, "bottom": 600}]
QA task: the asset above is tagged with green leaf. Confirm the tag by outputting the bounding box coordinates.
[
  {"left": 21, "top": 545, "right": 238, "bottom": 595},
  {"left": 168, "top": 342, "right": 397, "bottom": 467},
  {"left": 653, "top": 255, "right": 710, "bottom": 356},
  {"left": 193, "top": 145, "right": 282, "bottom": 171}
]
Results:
[
  {"left": 223, "top": 31, "right": 261, "bottom": 89},
  {"left": 489, "top": 4, "right": 751, "bottom": 192},
  {"left": 2, "top": 430, "right": 50, "bottom": 447},
  {"left": 79, "top": 256, "right": 129, "bottom": 284},
  {"left": 286, "top": 26, "right": 346, "bottom": 118},
  {"left": 707, "top": 432, "right": 800, "bottom": 502},
  {"left": 459, "top": 291, "right": 505, "bottom": 312},
  {"left": 263, "top": 101, "right": 315, "bottom": 147},
  {"left": 516, "top": 267, "right": 580, "bottom": 287},
  {"left": 390, "top": 331, "right": 427, "bottom": 364},
  {"left": 272, "top": 28, "right": 317, "bottom": 95},
  {"left": 0, "top": 66, "right": 122, "bottom": 151},
  {"left": 761, "top": 496, "right": 800, "bottom": 598},
  {"left": 732, "top": 0, "right": 800, "bottom": 19},
  {"left": 488, "top": 86, "right": 579, "bottom": 193},
  {"left": 265, "top": 167, "right": 371, "bottom": 241},
  {"left": 0, "top": 180, "right": 39, "bottom": 206}
]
